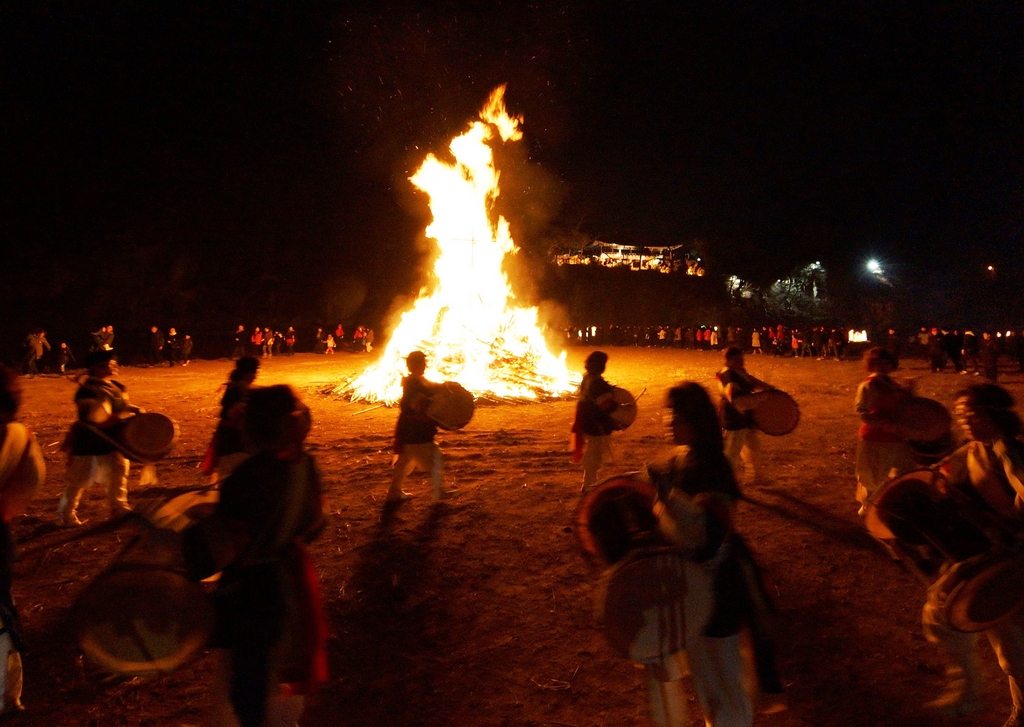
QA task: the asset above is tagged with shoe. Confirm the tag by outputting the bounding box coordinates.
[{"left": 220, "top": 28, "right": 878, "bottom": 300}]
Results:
[
  {"left": 56, "top": 511, "right": 82, "bottom": 527},
  {"left": 385, "top": 491, "right": 413, "bottom": 504}
]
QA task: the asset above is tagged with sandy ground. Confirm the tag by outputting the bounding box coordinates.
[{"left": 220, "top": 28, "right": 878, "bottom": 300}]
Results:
[{"left": 9, "top": 348, "right": 1024, "bottom": 727}]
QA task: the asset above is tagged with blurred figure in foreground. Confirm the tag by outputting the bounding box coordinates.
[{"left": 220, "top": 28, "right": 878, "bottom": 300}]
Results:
[
  {"left": 202, "top": 385, "right": 327, "bottom": 727},
  {"left": 924, "top": 384, "right": 1024, "bottom": 726},
  {"left": 0, "top": 366, "right": 45, "bottom": 714}
]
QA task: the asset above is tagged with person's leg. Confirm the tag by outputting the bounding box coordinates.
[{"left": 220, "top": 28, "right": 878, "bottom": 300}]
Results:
[
  {"left": 387, "top": 452, "right": 417, "bottom": 502},
  {"left": 99, "top": 452, "right": 130, "bottom": 516},
  {"left": 428, "top": 443, "right": 446, "bottom": 500},
  {"left": 922, "top": 598, "right": 983, "bottom": 716},
  {"left": 723, "top": 429, "right": 745, "bottom": 478},
  {"left": 686, "top": 633, "right": 754, "bottom": 727},
  {"left": 581, "top": 435, "right": 607, "bottom": 490},
  {"left": 57, "top": 456, "right": 94, "bottom": 526},
  {"left": 987, "top": 616, "right": 1024, "bottom": 725}
]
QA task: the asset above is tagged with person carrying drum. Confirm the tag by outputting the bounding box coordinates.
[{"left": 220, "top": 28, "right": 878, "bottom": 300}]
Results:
[
  {"left": 203, "top": 356, "right": 260, "bottom": 483},
  {"left": 0, "top": 366, "right": 45, "bottom": 714},
  {"left": 56, "top": 350, "right": 142, "bottom": 526},
  {"left": 716, "top": 347, "right": 773, "bottom": 484},
  {"left": 571, "top": 351, "right": 619, "bottom": 491},
  {"left": 645, "top": 382, "right": 781, "bottom": 725},
  {"left": 922, "top": 384, "right": 1024, "bottom": 724},
  {"left": 386, "top": 350, "right": 449, "bottom": 504},
  {"left": 854, "top": 347, "right": 916, "bottom": 516},
  {"left": 201, "top": 385, "right": 327, "bottom": 727}
]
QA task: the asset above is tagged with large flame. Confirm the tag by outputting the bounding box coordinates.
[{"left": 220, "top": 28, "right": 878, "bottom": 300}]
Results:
[{"left": 346, "top": 86, "right": 577, "bottom": 404}]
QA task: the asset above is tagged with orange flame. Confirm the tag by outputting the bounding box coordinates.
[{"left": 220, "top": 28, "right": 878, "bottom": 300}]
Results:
[{"left": 346, "top": 86, "right": 576, "bottom": 404}]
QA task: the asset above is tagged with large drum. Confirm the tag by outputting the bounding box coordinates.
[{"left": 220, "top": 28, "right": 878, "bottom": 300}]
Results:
[
  {"left": 117, "top": 413, "right": 179, "bottom": 463},
  {"left": 426, "top": 382, "right": 475, "bottom": 431},
  {"left": 576, "top": 474, "right": 711, "bottom": 666},
  {"left": 751, "top": 390, "right": 800, "bottom": 436},
  {"left": 603, "top": 387, "right": 638, "bottom": 431},
  {"left": 149, "top": 488, "right": 220, "bottom": 533},
  {"left": 930, "top": 553, "right": 1024, "bottom": 632},
  {"left": 596, "top": 547, "right": 691, "bottom": 662},
  {"left": 897, "top": 397, "right": 952, "bottom": 442},
  {"left": 864, "top": 470, "right": 992, "bottom": 572},
  {"left": 70, "top": 528, "right": 214, "bottom": 676},
  {"left": 575, "top": 474, "right": 658, "bottom": 565}
]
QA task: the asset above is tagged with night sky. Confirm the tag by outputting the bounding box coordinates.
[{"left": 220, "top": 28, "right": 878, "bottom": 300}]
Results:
[{"left": 4, "top": 2, "right": 1023, "bottom": 335}]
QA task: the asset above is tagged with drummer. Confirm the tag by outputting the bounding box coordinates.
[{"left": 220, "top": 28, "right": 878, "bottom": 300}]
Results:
[
  {"left": 646, "top": 381, "right": 783, "bottom": 725},
  {"left": 716, "top": 347, "right": 774, "bottom": 484},
  {"left": 922, "top": 384, "right": 1024, "bottom": 724},
  {"left": 571, "top": 351, "right": 619, "bottom": 491},
  {"left": 203, "top": 356, "right": 260, "bottom": 483},
  {"left": 386, "top": 350, "right": 449, "bottom": 504},
  {"left": 56, "top": 350, "right": 140, "bottom": 526},
  {"left": 0, "top": 366, "right": 45, "bottom": 714},
  {"left": 854, "top": 347, "right": 916, "bottom": 516}
]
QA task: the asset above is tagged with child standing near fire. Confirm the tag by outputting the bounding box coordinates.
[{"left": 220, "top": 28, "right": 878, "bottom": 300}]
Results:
[
  {"left": 386, "top": 351, "right": 449, "bottom": 504},
  {"left": 571, "top": 351, "right": 619, "bottom": 491}
]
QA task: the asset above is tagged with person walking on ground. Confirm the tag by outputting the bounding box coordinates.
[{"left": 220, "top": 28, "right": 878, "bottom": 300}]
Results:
[
  {"left": 386, "top": 351, "right": 449, "bottom": 504},
  {"left": 23, "top": 330, "right": 50, "bottom": 378},
  {"left": 716, "top": 347, "right": 774, "bottom": 484},
  {"left": 853, "top": 347, "right": 915, "bottom": 516},
  {"left": 571, "top": 351, "right": 619, "bottom": 491},
  {"left": 149, "top": 326, "right": 165, "bottom": 366},
  {"left": 56, "top": 350, "right": 140, "bottom": 526}
]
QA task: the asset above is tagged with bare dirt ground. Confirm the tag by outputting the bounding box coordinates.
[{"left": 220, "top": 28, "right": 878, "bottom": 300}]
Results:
[{"left": 10, "top": 349, "right": 1024, "bottom": 727}]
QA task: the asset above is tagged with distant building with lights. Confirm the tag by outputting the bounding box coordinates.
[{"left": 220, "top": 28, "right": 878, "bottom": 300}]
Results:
[{"left": 550, "top": 242, "right": 705, "bottom": 275}]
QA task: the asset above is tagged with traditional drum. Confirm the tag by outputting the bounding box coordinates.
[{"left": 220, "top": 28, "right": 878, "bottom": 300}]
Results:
[
  {"left": 897, "top": 397, "right": 952, "bottom": 443},
  {"left": 574, "top": 473, "right": 658, "bottom": 565},
  {"left": 116, "top": 413, "right": 179, "bottom": 463},
  {"left": 751, "top": 390, "right": 800, "bottom": 436},
  {"left": 864, "top": 470, "right": 992, "bottom": 567},
  {"left": 426, "top": 382, "right": 475, "bottom": 431},
  {"left": 596, "top": 547, "right": 691, "bottom": 662},
  {"left": 603, "top": 387, "right": 638, "bottom": 431},
  {"left": 149, "top": 488, "right": 220, "bottom": 533},
  {"left": 70, "top": 528, "right": 214, "bottom": 676},
  {"left": 930, "top": 553, "right": 1024, "bottom": 632}
]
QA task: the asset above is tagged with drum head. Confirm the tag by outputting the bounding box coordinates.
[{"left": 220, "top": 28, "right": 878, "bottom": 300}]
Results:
[
  {"left": 72, "top": 566, "right": 213, "bottom": 675},
  {"left": 601, "top": 548, "right": 689, "bottom": 662},
  {"left": 426, "top": 382, "right": 475, "bottom": 431},
  {"left": 150, "top": 489, "right": 220, "bottom": 533},
  {"left": 937, "top": 554, "right": 1024, "bottom": 632},
  {"left": 575, "top": 474, "right": 657, "bottom": 565},
  {"left": 121, "top": 413, "right": 179, "bottom": 462},
  {"left": 751, "top": 390, "right": 800, "bottom": 436},
  {"left": 866, "top": 470, "right": 991, "bottom": 562},
  {"left": 898, "top": 398, "right": 951, "bottom": 442},
  {"left": 607, "top": 387, "right": 638, "bottom": 430}
]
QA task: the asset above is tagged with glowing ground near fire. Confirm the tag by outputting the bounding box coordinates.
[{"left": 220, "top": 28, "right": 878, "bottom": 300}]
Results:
[{"left": 11, "top": 351, "right": 1024, "bottom": 726}]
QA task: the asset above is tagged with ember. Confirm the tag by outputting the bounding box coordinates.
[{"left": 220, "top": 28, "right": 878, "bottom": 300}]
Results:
[{"left": 339, "top": 86, "right": 577, "bottom": 404}]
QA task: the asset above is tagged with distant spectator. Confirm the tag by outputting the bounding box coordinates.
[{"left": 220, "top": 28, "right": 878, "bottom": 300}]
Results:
[
  {"left": 181, "top": 335, "right": 193, "bottom": 366},
  {"left": 166, "top": 328, "right": 181, "bottom": 366},
  {"left": 24, "top": 330, "right": 50, "bottom": 378},
  {"left": 57, "top": 343, "right": 75, "bottom": 374},
  {"left": 149, "top": 327, "right": 165, "bottom": 366},
  {"left": 231, "top": 326, "right": 247, "bottom": 360}
]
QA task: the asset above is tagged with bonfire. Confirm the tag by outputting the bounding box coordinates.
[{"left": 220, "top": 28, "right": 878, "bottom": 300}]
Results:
[{"left": 338, "top": 86, "right": 578, "bottom": 405}]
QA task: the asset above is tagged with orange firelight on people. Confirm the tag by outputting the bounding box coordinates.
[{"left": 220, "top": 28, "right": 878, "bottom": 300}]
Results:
[{"left": 345, "top": 86, "right": 577, "bottom": 404}]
